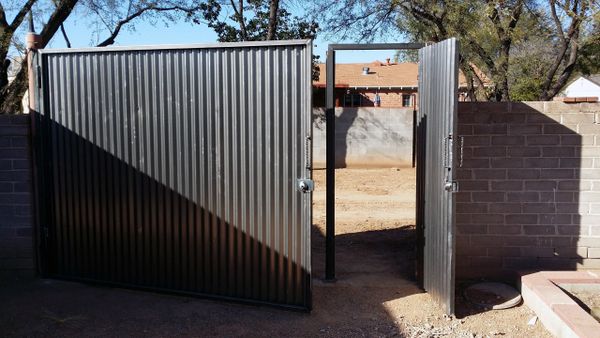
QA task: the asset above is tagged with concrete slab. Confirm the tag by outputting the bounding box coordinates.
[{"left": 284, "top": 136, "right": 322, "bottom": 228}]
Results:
[{"left": 522, "top": 271, "right": 600, "bottom": 338}]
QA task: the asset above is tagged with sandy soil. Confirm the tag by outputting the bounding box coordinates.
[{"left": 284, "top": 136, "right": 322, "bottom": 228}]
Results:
[
  {"left": 570, "top": 290, "right": 600, "bottom": 308},
  {"left": 568, "top": 290, "right": 600, "bottom": 322},
  {"left": 0, "top": 168, "right": 551, "bottom": 337}
]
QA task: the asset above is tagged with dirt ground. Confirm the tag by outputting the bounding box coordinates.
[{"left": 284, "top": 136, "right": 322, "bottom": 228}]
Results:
[
  {"left": 567, "top": 289, "right": 600, "bottom": 322},
  {"left": 0, "top": 169, "right": 551, "bottom": 337}
]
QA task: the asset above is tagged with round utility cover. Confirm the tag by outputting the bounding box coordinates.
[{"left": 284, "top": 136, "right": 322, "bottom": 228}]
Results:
[{"left": 464, "top": 282, "right": 522, "bottom": 310}]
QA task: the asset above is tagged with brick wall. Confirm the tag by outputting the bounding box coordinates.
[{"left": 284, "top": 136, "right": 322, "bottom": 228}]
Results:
[
  {"left": 0, "top": 114, "right": 35, "bottom": 278},
  {"left": 313, "top": 88, "right": 417, "bottom": 108},
  {"left": 456, "top": 102, "right": 600, "bottom": 279}
]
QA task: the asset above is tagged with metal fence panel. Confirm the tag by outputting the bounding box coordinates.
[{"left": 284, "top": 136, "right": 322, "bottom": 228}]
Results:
[
  {"left": 33, "top": 40, "right": 313, "bottom": 310},
  {"left": 417, "top": 38, "right": 459, "bottom": 315}
]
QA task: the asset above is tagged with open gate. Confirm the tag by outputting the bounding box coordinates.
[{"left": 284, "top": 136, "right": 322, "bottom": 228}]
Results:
[
  {"left": 417, "top": 38, "right": 459, "bottom": 315},
  {"left": 31, "top": 40, "right": 313, "bottom": 310},
  {"left": 323, "top": 39, "right": 459, "bottom": 315}
]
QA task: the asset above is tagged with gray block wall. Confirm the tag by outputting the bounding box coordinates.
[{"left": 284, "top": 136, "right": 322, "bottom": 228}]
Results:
[
  {"left": 0, "top": 114, "right": 35, "bottom": 279},
  {"left": 312, "top": 107, "right": 414, "bottom": 168},
  {"left": 456, "top": 102, "right": 600, "bottom": 279}
]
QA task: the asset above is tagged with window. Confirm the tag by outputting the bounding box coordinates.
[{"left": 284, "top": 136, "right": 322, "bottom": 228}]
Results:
[
  {"left": 402, "top": 94, "right": 412, "bottom": 107},
  {"left": 352, "top": 94, "right": 362, "bottom": 107},
  {"left": 343, "top": 94, "right": 352, "bottom": 107},
  {"left": 343, "top": 93, "right": 362, "bottom": 107}
]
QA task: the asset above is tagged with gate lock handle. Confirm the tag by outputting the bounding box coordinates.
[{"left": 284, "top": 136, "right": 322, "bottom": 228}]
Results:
[
  {"left": 444, "top": 180, "right": 458, "bottom": 192},
  {"left": 297, "top": 179, "right": 314, "bottom": 193}
]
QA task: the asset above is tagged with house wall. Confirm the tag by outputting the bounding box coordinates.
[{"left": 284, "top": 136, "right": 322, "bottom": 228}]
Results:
[
  {"left": 0, "top": 114, "right": 35, "bottom": 279},
  {"left": 312, "top": 107, "right": 414, "bottom": 168},
  {"left": 313, "top": 88, "right": 417, "bottom": 108},
  {"left": 562, "top": 77, "right": 600, "bottom": 98},
  {"left": 456, "top": 101, "right": 600, "bottom": 280}
]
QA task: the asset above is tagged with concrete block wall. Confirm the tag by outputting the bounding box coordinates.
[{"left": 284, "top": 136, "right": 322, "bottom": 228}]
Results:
[
  {"left": 0, "top": 114, "right": 35, "bottom": 278},
  {"left": 456, "top": 102, "right": 600, "bottom": 279},
  {"left": 312, "top": 107, "right": 414, "bottom": 168}
]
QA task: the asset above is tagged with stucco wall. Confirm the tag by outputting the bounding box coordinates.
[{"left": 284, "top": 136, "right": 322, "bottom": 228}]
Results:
[
  {"left": 561, "top": 77, "right": 600, "bottom": 98},
  {"left": 312, "top": 107, "right": 414, "bottom": 168}
]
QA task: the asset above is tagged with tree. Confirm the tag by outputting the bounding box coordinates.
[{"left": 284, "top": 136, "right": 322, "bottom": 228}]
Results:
[
  {"left": 197, "top": 0, "right": 318, "bottom": 41},
  {"left": 311, "top": 0, "right": 600, "bottom": 101},
  {"left": 196, "top": 0, "right": 320, "bottom": 79},
  {"left": 508, "top": 34, "right": 557, "bottom": 101},
  {"left": 0, "top": 0, "right": 199, "bottom": 114},
  {"left": 1, "top": 0, "right": 78, "bottom": 114},
  {"left": 538, "top": 0, "right": 594, "bottom": 100}
]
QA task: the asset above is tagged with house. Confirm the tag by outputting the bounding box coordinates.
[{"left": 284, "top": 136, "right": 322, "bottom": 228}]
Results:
[
  {"left": 558, "top": 74, "right": 600, "bottom": 101},
  {"left": 313, "top": 59, "right": 475, "bottom": 108}
]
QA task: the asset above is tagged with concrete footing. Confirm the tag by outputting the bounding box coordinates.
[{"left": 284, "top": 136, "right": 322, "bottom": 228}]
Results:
[{"left": 521, "top": 271, "right": 600, "bottom": 338}]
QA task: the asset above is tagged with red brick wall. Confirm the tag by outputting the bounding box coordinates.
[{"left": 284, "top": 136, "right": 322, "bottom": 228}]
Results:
[
  {"left": 456, "top": 102, "right": 600, "bottom": 280},
  {"left": 0, "top": 115, "right": 35, "bottom": 279},
  {"left": 313, "top": 88, "right": 417, "bottom": 108}
]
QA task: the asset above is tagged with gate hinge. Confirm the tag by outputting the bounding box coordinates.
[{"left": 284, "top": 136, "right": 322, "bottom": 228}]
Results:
[
  {"left": 37, "top": 65, "right": 42, "bottom": 88},
  {"left": 305, "top": 136, "right": 312, "bottom": 170},
  {"left": 297, "top": 179, "right": 314, "bottom": 193}
]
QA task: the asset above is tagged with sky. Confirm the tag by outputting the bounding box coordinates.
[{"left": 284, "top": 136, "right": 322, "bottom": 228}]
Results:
[{"left": 38, "top": 6, "right": 402, "bottom": 65}]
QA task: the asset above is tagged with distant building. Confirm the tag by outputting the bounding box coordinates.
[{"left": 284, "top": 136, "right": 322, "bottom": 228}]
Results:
[
  {"left": 5, "top": 56, "right": 29, "bottom": 113},
  {"left": 313, "top": 60, "right": 477, "bottom": 108},
  {"left": 558, "top": 75, "right": 600, "bottom": 101}
]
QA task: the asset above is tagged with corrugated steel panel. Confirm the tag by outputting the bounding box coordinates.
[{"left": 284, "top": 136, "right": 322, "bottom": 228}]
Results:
[
  {"left": 417, "top": 38, "right": 459, "bottom": 315},
  {"left": 33, "top": 40, "right": 313, "bottom": 310}
]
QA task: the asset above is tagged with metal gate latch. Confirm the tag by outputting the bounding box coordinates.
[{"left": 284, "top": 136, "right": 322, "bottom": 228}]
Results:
[
  {"left": 444, "top": 180, "right": 458, "bottom": 192},
  {"left": 297, "top": 179, "right": 314, "bottom": 193}
]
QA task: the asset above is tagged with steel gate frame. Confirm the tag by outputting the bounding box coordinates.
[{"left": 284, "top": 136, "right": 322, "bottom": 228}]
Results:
[
  {"left": 30, "top": 39, "right": 314, "bottom": 311},
  {"left": 324, "top": 39, "right": 459, "bottom": 314},
  {"left": 324, "top": 43, "right": 425, "bottom": 282}
]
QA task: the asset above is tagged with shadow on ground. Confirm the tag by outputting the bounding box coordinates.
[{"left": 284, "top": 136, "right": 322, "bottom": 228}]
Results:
[{"left": 0, "top": 224, "right": 426, "bottom": 337}]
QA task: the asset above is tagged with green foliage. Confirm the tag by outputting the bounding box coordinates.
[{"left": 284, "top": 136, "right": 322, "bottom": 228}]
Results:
[
  {"left": 197, "top": 0, "right": 320, "bottom": 80},
  {"left": 576, "top": 13, "right": 600, "bottom": 75},
  {"left": 198, "top": 0, "right": 318, "bottom": 42},
  {"left": 313, "top": 0, "right": 600, "bottom": 101},
  {"left": 394, "top": 49, "right": 418, "bottom": 63}
]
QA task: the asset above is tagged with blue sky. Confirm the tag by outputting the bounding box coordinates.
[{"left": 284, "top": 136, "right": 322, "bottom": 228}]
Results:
[{"left": 42, "top": 9, "right": 402, "bottom": 64}]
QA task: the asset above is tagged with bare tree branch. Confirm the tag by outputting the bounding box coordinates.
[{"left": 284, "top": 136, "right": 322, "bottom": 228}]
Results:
[
  {"left": 8, "top": 0, "right": 37, "bottom": 32},
  {"left": 96, "top": 4, "right": 198, "bottom": 47},
  {"left": 60, "top": 24, "right": 72, "bottom": 48},
  {"left": 0, "top": 3, "right": 9, "bottom": 29},
  {"left": 1, "top": 0, "right": 79, "bottom": 114},
  {"left": 540, "top": 0, "right": 586, "bottom": 99},
  {"left": 550, "top": 0, "right": 567, "bottom": 42},
  {"left": 229, "top": 0, "right": 248, "bottom": 40}
]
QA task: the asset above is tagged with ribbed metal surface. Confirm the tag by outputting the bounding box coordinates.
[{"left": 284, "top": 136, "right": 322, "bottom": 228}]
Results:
[
  {"left": 417, "top": 38, "right": 458, "bottom": 315},
  {"left": 34, "top": 40, "right": 313, "bottom": 310}
]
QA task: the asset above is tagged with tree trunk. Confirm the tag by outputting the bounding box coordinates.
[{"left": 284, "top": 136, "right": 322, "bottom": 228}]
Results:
[
  {"left": 0, "top": 0, "right": 78, "bottom": 114},
  {"left": 538, "top": 0, "right": 585, "bottom": 100},
  {"left": 539, "top": 33, "right": 580, "bottom": 100},
  {"left": 266, "top": 0, "right": 279, "bottom": 40},
  {"left": 497, "top": 42, "right": 511, "bottom": 101}
]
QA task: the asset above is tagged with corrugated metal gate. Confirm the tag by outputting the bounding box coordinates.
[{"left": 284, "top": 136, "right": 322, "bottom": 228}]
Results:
[
  {"left": 417, "top": 38, "right": 459, "bottom": 315},
  {"left": 31, "top": 40, "right": 313, "bottom": 310}
]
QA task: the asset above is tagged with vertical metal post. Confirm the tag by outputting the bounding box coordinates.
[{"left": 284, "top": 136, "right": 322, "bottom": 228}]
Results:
[
  {"left": 325, "top": 48, "right": 336, "bottom": 281},
  {"left": 26, "top": 14, "right": 45, "bottom": 275},
  {"left": 26, "top": 32, "right": 41, "bottom": 112},
  {"left": 412, "top": 108, "right": 416, "bottom": 168}
]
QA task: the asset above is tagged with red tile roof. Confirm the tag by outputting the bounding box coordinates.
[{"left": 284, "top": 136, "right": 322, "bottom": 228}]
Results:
[{"left": 313, "top": 61, "right": 480, "bottom": 88}]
